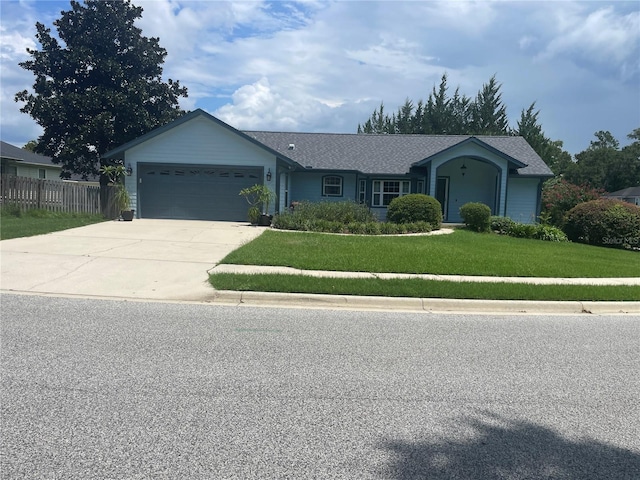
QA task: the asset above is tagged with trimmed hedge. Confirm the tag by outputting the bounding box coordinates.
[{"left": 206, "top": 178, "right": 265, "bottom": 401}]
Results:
[
  {"left": 460, "top": 202, "right": 491, "bottom": 232},
  {"left": 564, "top": 199, "right": 640, "bottom": 249},
  {"left": 387, "top": 194, "right": 442, "bottom": 229}
]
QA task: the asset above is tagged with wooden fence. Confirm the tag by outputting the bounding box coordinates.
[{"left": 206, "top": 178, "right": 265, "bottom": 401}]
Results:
[{"left": 0, "top": 175, "right": 116, "bottom": 217}]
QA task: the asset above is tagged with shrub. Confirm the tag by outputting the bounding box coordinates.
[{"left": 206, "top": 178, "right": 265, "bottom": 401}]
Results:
[
  {"left": 386, "top": 194, "right": 442, "bottom": 228},
  {"left": 363, "top": 222, "right": 381, "bottom": 235},
  {"left": 272, "top": 201, "right": 375, "bottom": 231},
  {"left": 490, "top": 215, "right": 568, "bottom": 242},
  {"left": 490, "top": 216, "right": 515, "bottom": 235},
  {"left": 506, "top": 222, "right": 537, "bottom": 239},
  {"left": 533, "top": 224, "right": 568, "bottom": 242},
  {"left": 541, "top": 178, "right": 603, "bottom": 227},
  {"left": 564, "top": 199, "right": 640, "bottom": 249},
  {"left": 294, "top": 201, "right": 376, "bottom": 224},
  {"left": 459, "top": 202, "right": 491, "bottom": 232},
  {"left": 405, "top": 221, "right": 432, "bottom": 234}
]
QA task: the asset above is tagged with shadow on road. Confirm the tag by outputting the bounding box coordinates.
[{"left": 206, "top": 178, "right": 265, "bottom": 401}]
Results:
[{"left": 380, "top": 411, "right": 640, "bottom": 479}]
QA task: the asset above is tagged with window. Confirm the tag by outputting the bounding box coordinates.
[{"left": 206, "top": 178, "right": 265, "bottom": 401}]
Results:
[
  {"left": 322, "top": 175, "right": 343, "bottom": 196},
  {"left": 372, "top": 180, "right": 410, "bottom": 207},
  {"left": 2, "top": 165, "right": 18, "bottom": 176},
  {"left": 416, "top": 180, "right": 424, "bottom": 194},
  {"left": 38, "top": 169, "right": 46, "bottom": 179},
  {"left": 358, "top": 179, "right": 366, "bottom": 203}
]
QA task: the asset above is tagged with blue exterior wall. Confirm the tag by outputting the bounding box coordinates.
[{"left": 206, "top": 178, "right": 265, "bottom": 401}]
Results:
[
  {"left": 290, "top": 171, "right": 359, "bottom": 203},
  {"left": 506, "top": 177, "right": 541, "bottom": 223}
]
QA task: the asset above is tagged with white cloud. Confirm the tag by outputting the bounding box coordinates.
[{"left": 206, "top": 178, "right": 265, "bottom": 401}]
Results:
[
  {"left": 215, "top": 76, "right": 338, "bottom": 131},
  {"left": 540, "top": 5, "right": 640, "bottom": 79}
]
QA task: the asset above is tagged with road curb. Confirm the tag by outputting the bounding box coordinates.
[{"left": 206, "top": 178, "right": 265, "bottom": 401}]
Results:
[{"left": 210, "top": 290, "right": 640, "bottom": 314}]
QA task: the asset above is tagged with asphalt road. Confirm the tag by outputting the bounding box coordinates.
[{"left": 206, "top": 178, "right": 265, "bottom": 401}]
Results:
[{"left": 1, "top": 294, "right": 639, "bottom": 479}]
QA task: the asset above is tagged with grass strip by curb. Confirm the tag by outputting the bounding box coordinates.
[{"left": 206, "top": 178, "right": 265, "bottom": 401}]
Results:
[{"left": 209, "top": 273, "right": 640, "bottom": 302}]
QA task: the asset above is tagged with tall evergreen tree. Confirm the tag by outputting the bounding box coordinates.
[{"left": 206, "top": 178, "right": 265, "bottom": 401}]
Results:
[
  {"left": 514, "top": 102, "right": 572, "bottom": 175},
  {"left": 470, "top": 75, "right": 509, "bottom": 135},
  {"left": 15, "top": 0, "right": 188, "bottom": 180},
  {"left": 396, "top": 99, "right": 414, "bottom": 134}
]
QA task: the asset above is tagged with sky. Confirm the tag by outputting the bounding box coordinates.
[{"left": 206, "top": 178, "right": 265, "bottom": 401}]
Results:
[{"left": 1, "top": 0, "right": 639, "bottom": 157}]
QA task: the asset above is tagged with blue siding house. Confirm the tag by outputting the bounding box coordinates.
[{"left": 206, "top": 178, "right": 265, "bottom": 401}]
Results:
[{"left": 104, "top": 109, "right": 553, "bottom": 223}]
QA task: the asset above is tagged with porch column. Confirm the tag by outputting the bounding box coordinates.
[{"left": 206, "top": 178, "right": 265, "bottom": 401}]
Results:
[{"left": 498, "top": 170, "right": 507, "bottom": 216}]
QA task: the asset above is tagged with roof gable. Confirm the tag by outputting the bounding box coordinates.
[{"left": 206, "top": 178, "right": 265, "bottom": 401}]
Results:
[
  {"left": 102, "top": 109, "right": 300, "bottom": 169},
  {"left": 413, "top": 136, "right": 528, "bottom": 169}
]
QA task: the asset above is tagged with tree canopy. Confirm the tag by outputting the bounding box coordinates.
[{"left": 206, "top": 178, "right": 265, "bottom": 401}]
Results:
[
  {"left": 15, "top": 0, "right": 188, "bottom": 180},
  {"left": 357, "top": 73, "right": 571, "bottom": 175},
  {"left": 564, "top": 129, "right": 640, "bottom": 192},
  {"left": 357, "top": 74, "right": 510, "bottom": 136}
]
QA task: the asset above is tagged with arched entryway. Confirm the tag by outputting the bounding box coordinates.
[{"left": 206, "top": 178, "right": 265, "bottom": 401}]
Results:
[{"left": 434, "top": 156, "right": 502, "bottom": 222}]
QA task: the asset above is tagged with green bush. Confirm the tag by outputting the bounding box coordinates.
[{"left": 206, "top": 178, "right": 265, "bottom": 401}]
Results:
[
  {"left": 386, "top": 194, "right": 442, "bottom": 228},
  {"left": 490, "top": 215, "right": 568, "bottom": 242},
  {"left": 490, "top": 216, "right": 516, "bottom": 235},
  {"left": 541, "top": 178, "right": 603, "bottom": 227},
  {"left": 564, "top": 199, "right": 640, "bottom": 249},
  {"left": 533, "top": 224, "right": 568, "bottom": 242},
  {"left": 272, "top": 200, "right": 435, "bottom": 235},
  {"left": 507, "top": 222, "right": 537, "bottom": 238},
  {"left": 295, "top": 201, "right": 376, "bottom": 223},
  {"left": 272, "top": 201, "right": 376, "bottom": 232},
  {"left": 460, "top": 202, "right": 491, "bottom": 232}
]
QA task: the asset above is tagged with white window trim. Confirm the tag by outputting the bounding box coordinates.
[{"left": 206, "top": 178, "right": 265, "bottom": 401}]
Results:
[
  {"left": 322, "top": 175, "right": 343, "bottom": 197},
  {"left": 371, "top": 180, "right": 411, "bottom": 207}
]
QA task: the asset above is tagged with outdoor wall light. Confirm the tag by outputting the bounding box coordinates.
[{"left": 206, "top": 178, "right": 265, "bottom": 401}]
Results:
[
  {"left": 125, "top": 164, "right": 133, "bottom": 176},
  {"left": 266, "top": 168, "right": 272, "bottom": 181},
  {"left": 460, "top": 163, "right": 467, "bottom": 176}
]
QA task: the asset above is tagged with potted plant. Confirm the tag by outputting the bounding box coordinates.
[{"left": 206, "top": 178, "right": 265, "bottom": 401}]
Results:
[
  {"left": 239, "top": 184, "right": 276, "bottom": 226},
  {"left": 100, "top": 163, "right": 134, "bottom": 221}
]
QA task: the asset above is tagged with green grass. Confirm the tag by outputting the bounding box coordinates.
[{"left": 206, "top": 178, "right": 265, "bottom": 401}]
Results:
[
  {"left": 221, "top": 229, "right": 640, "bottom": 278},
  {"left": 209, "top": 273, "right": 640, "bottom": 301},
  {"left": 0, "top": 208, "right": 106, "bottom": 240}
]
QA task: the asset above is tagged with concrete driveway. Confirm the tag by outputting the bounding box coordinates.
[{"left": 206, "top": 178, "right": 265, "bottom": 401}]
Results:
[{"left": 0, "top": 219, "right": 266, "bottom": 301}]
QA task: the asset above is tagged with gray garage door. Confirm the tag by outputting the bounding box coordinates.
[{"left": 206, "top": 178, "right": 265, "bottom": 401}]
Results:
[{"left": 139, "top": 164, "right": 263, "bottom": 221}]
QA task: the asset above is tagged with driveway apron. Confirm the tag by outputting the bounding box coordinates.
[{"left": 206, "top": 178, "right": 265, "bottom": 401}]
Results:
[{"left": 0, "top": 219, "right": 266, "bottom": 301}]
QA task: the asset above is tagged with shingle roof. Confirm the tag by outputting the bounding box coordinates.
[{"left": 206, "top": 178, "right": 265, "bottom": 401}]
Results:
[
  {"left": 0, "top": 141, "right": 58, "bottom": 167},
  {"left": 605, "top": 186, "right": 640, "bottom": 197},
  {"left": 243, "top": 131, "right": 553, "bottom": 177}
]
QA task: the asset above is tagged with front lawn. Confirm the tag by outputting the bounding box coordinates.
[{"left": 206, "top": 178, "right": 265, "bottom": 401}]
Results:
[
  {"left": 220, "top": 229, "right": 640, "bottom": 278},
  {"left": 0, "top": 208, "right": 106, "bottom": 240}
]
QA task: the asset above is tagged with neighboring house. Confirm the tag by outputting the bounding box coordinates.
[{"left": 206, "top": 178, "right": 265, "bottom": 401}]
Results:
[
  {"left": 604, "top": 186, "right": 640, "bottom": 206},
  {"left": 103, "top": 109, "right": 554, "bottom": 223},
  {"left": 0, "top": 141, "right": 62, "bottom": 180}
]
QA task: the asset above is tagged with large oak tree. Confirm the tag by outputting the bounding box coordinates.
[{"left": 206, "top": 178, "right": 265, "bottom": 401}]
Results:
[{"left": 15, "top": 0, "right": 188, "bottom": 180}]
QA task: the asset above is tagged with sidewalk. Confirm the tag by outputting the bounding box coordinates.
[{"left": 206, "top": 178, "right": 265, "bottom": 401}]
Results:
[{"left": 210, "top": 264, "right": 640, "bottom": 286}]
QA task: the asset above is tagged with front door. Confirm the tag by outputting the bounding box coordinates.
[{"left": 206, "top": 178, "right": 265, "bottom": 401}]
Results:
[{"left": 436, "top": 176, "right": 449, "bottom": 221}]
